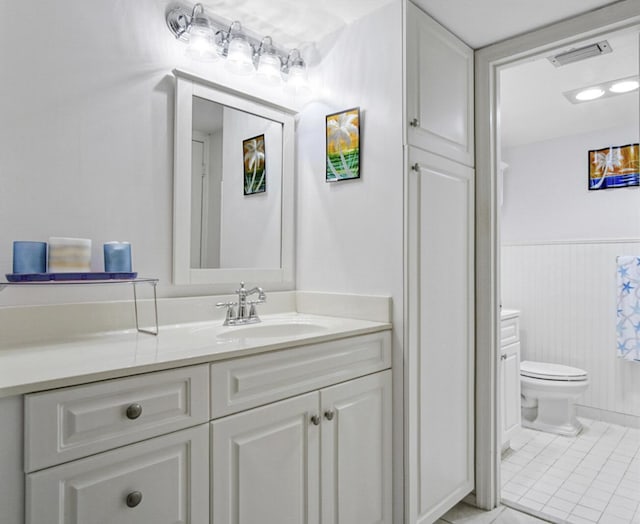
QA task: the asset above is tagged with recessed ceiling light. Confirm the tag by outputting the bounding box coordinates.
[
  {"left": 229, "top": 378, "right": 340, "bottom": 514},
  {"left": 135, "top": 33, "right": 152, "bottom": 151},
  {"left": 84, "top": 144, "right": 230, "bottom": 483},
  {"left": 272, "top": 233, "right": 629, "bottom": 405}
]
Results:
[
  {"left": 609, "top": 80, "right": 639, "bottom": 93},
  {"left": 575, "top": 88, "right": 605, "bottom": 101}
]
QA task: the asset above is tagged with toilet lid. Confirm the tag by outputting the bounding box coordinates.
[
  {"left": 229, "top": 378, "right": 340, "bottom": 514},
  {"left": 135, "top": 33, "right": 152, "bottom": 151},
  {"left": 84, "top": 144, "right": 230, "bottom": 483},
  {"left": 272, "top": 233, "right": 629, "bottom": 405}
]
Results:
[{"left": 521, "top": 360, "right": 588, "bottom": 381}]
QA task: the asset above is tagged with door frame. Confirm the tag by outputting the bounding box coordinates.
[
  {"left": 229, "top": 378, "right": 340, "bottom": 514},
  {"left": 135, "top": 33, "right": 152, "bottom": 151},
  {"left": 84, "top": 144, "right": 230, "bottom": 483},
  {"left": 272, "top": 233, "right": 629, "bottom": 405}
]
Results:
[{"left": 474, "top": 0, "right": 640, "bottom": 510}]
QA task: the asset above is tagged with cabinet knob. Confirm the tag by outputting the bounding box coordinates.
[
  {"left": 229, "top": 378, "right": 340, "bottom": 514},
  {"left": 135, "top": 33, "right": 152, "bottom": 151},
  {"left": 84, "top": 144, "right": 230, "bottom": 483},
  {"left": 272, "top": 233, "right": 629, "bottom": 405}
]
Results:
[
  {"left": 409, "top": 118, "right": 420, "bottom": 127},
  {"left": 324, "top": 410, "right": 335, "bottom": 421},
  {"left": 126, "top": 491, "right": 143, "bottom": 508},
  {"left": 500, "top": 354, "right": 507, "bottom": 360},
  {"left": 125, "top": 403, "right": 143, "bottom": 420},
  {"left": 310, "top": 414, "right": 321, "bottom": 426}
]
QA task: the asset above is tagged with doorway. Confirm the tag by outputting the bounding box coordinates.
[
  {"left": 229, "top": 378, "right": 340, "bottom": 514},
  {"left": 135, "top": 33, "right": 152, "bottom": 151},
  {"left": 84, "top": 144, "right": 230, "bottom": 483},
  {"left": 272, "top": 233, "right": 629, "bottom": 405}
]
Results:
[{"left": 474, "top": 2, "right": 640, "bottom": 517}]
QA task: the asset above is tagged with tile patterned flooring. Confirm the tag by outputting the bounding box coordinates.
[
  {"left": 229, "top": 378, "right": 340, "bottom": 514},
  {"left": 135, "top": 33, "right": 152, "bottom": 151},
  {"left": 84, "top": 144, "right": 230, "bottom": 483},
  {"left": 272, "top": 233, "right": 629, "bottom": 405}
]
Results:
[
  {"left": 501, "top": 419, "right": 640, "bottom": 523},
  {"left": 438, "top": 502, "right": 549, "bottom": 523}
]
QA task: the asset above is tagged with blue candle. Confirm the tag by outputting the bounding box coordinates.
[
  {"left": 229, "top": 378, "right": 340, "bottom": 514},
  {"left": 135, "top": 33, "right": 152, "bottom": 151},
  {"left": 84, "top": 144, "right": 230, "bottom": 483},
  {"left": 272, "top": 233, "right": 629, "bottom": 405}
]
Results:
[
  {"left": 13, "top": 241, "right": 47, "bottom": 274},
  {"left": 103, "top": 242, "right": 132, "bottom": 272}
]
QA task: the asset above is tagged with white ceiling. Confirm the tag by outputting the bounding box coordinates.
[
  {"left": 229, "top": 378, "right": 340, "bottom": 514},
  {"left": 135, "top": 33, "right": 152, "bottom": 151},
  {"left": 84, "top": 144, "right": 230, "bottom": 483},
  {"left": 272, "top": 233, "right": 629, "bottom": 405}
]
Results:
[
  {"left": 500, "top": 29, "right": 639, "bottom": 148},
  {"left": 197, "top": 0, "right": 393, "bottom": 49},
  {"left": 188, "top": 0, "right": 638, "bottom": 148},
  {"left": 196, "top": 0, "right": 622, "bottom": 50},
  {"left": 412, "top": 0, "right": 621, "bottom": 48}
]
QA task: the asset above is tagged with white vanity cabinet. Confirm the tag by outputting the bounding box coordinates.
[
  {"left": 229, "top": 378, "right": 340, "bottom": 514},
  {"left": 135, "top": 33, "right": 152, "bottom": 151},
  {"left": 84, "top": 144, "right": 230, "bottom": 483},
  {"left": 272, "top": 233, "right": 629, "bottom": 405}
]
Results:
[
  {"left": 406, "top": 0, "right": 474, "bottom": 167},
  {"left": 8, "top": 327, "right": 392, "bottom": 524},
  {"left": 212, "top": 370, "right": 392, "bottom": 524},
  {"left": 26, "top": 425, "right": 210, "bottom": 524},
  {"left": 500, "top": 310, "right": 521, "bottom": 450},
  {"left": 23, "top": 364, "right": 211, "bottom": 524}
]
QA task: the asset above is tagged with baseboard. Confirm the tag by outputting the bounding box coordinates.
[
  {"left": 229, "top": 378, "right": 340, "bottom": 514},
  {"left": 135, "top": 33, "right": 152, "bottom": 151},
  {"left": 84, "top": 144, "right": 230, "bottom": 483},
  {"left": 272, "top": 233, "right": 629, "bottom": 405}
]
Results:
[{"left": 576, "top": 404, "right": 640, "bottom": 429}]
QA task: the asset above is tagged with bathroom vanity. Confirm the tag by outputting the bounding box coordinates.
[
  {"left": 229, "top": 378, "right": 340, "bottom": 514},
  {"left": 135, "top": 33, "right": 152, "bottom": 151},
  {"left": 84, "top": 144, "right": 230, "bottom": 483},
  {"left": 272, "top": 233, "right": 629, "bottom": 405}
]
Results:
[
  {"left": 0, "top": 312, "right": 392, "bottom": 524},
  {"left": 500, "top": 309, "right": 521, "bottom": 450}
]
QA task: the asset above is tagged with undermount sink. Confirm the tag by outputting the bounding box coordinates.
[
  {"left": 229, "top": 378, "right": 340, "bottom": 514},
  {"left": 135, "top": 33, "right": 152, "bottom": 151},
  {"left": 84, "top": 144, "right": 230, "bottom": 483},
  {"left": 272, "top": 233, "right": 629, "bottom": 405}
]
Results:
[{"left": 216, "top": 322, "right": 328, "bottom": 340}]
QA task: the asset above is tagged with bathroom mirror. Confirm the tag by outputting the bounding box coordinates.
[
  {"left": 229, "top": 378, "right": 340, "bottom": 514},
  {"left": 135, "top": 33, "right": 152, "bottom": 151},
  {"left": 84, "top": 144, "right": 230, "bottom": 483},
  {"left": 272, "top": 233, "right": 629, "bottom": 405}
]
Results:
[{"left": 173, "top": 69, "right": 295, "bottom": 286}]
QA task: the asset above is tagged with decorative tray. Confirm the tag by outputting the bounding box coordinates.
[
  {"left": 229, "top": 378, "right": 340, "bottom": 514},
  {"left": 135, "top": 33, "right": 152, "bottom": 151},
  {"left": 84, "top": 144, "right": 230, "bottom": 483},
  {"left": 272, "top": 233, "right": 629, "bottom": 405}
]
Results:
[{"left": 6, "top": 272, "right": 138, "bottom": 282}]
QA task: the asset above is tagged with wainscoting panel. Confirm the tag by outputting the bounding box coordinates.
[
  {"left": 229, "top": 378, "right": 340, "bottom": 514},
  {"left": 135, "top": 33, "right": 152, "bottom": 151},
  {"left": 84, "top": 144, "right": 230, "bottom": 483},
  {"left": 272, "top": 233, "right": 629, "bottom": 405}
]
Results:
[{"left": 501, "top": 241, "right": 640, "bottom": 419}]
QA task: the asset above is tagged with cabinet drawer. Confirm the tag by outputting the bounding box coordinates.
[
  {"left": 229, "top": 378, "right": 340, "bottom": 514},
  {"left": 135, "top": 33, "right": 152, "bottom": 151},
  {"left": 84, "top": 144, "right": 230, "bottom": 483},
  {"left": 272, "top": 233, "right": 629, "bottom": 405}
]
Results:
[
  {"left": 500, "top": 317, "right": 519, "bottom": 347},
  {"left": 210, "top": 331, "right": 391, "bottom": 418},
  {"left": 26, "top": 424, "right": 209, "bottom": 524},
  {"left": 25, "top": 364, "right": 209, "bottom": 472}
]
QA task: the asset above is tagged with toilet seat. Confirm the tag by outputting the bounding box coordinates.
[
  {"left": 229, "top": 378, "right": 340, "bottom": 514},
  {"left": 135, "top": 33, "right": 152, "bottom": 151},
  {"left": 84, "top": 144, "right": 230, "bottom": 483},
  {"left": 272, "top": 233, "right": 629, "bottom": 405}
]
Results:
[{"left": 521, "top": 360, "right": 587, "bottom": 382}]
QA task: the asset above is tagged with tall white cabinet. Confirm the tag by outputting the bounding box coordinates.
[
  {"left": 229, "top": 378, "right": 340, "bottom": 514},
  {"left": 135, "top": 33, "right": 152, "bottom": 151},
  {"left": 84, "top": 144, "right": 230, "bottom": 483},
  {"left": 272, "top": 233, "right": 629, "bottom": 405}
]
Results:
[{"left": 405, "top": 2, "right": 476, "bottom": 523}]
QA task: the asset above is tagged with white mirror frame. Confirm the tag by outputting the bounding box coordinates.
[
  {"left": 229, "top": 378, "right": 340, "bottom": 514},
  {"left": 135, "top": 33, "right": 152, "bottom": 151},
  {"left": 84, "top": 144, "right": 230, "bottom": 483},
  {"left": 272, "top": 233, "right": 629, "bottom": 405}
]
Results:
[{"left": 172, "top": 69, "right": 295, "bottom": 288}]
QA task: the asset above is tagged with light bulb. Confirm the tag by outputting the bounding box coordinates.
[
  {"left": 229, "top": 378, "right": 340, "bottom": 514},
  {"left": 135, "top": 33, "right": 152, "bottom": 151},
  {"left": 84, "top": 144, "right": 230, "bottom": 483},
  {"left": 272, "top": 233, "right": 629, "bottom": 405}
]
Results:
[
  {"left": 225, "top": 35, "right": 254, "bottom": 75},
  {"left": 575, "top": 88, "right": 604, "bottom": 101},
  {"left": 285, "top": 63, "right": 310, "bottom": 96},
  {"left": 256, "top": 53, "right": 282, "bottom": 86},
  {"left": 186, "top": 17, "right": 218, "bottom": 61},
  {"left": 609, "top": 80, "right": 639, "bottom": 93}
]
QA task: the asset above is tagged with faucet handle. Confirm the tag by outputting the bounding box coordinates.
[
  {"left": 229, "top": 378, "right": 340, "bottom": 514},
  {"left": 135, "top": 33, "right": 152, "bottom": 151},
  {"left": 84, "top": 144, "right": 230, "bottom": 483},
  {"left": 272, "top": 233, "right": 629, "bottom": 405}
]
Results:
[{"left": 216, "top": 301, "right": 236, "bottom": 325}]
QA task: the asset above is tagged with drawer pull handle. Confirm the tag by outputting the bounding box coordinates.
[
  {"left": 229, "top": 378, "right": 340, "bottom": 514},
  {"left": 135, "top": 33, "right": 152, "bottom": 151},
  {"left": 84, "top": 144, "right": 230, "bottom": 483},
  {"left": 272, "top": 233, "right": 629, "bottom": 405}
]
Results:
[
  {"left": 310, "top": 414, "right": 321, "bottom": 426},
  {"left": 324, "top": 410, "right": 335, "bottom": 421},
  {"left": 126, "top": 491, "right": 143, "bottom": 508},
  {"left": 410, "top": 118, "right": 420, "bottom": 127},
  {"left": 125, "top": 403, "right": 143, "bottom": 420}
]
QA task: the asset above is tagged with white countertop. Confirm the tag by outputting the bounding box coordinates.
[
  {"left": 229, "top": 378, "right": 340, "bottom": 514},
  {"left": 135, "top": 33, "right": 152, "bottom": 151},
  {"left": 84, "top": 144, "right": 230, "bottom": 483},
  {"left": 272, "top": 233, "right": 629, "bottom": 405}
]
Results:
[{"left": 0, "top": 313, "right": 391, "bottom": 398}]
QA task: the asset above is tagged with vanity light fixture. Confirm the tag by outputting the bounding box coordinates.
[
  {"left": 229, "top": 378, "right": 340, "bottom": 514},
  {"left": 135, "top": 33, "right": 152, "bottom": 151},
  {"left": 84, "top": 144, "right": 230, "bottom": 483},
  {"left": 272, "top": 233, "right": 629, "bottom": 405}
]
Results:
[
  {"left": 166, "top": 3, "right": 309, "bottom": 92},
  {"left": 563, "top": 75, "right": 640, "bottom": 104}
]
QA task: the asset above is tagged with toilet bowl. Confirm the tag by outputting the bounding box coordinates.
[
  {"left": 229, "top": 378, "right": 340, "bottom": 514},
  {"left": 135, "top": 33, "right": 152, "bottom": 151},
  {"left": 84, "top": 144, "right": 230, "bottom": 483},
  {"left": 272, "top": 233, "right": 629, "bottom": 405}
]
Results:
[{"left": 520, "top": 360, "right": 589, "bottom": 437}]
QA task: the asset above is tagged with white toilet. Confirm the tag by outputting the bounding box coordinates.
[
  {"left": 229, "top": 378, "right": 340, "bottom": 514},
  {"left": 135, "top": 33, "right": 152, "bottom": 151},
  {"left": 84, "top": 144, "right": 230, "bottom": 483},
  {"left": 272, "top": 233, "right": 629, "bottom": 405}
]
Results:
[{"left": 520, "top": 360, "right": 589, "bottom": 437}]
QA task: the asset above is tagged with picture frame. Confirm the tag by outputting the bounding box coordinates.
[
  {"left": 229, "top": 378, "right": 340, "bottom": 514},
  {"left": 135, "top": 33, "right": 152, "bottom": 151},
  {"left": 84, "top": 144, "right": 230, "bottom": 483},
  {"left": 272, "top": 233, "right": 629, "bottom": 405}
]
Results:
[
  {"left": 326, "top": 107, "right": 360, "bottom": 182},
  {"left": 243, "top": 134, "right": 266, "bottom": 195},
  {"left": 588, "top": 143, "right": 639, "bottom": 190}
]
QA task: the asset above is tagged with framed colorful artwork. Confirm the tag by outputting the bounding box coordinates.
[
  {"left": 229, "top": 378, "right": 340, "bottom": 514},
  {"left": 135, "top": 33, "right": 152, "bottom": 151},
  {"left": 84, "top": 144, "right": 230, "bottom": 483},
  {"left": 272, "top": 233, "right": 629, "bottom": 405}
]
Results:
[
  {"left": 326, "top": 107, "right": 360, "bottom": 182},
  {"left": 243, "top": 134, "right": 266, "bottom": 195},
  {"left": 588, "top": 143, "right": 639, "bottom": 190}
]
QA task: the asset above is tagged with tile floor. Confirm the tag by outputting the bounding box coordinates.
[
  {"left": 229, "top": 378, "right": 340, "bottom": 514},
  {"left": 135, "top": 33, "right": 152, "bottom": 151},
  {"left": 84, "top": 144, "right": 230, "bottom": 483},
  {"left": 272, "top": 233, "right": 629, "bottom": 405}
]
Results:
[
  {"left": 501, "top": 418, "right": 640, "bottom": 524},
  {"left": 438, "top": 501, "right": 550, "bottom": 523}
]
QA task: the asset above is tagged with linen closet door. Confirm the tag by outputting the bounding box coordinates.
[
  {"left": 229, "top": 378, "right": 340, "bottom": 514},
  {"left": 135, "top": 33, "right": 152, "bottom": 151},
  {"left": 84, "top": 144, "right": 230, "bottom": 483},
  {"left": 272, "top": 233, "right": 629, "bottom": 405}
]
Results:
[{"left": 407, "top": 146, "right": 475, "bottom": 523}]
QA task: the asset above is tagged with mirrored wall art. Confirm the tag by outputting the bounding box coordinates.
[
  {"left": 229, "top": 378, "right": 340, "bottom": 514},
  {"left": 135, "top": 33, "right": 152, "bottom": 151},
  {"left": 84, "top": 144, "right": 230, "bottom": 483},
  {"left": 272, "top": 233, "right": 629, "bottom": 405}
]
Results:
[
  {"left": 326, "top": 107, "right": 360, "bottom": 182},
  {"left": 243, "top": 134, "right": 266, "bottom": 195}
]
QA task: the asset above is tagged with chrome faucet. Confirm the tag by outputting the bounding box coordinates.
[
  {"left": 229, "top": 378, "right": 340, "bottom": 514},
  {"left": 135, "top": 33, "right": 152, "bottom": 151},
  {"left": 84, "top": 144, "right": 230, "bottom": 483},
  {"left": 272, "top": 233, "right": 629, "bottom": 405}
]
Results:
[{"left": 216, "top": 282, "right": 266, "bottom": 326}]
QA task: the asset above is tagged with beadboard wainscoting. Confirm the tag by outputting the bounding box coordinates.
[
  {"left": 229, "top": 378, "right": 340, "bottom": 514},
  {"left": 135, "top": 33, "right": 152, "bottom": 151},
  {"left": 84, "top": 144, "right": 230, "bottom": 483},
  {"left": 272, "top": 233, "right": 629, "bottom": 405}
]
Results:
[{"left": 501, "top": 240, "right": 640, "bottom": 425}]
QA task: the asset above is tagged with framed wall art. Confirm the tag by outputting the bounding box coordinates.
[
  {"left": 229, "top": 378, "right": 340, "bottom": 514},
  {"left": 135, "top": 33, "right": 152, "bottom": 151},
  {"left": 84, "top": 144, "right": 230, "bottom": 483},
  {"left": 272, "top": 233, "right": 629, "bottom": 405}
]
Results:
[
  {"left": 588, "top": 143, "right": 639, "bottom": 190},
  {"left": 326, "top": 107, "right": 360, "bottom": 182},
  {"left": 243, "top": 134, "right": 266, "bottom": 195}
]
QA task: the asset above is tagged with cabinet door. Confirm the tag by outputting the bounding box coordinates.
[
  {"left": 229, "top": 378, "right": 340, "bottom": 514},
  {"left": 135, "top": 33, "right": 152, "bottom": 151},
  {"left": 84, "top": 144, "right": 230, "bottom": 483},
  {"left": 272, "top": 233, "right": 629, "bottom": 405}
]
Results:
[
  {"left": 211, "top": 392, "right": 320, "bottom": 524},
  {"left": 320, "top": 371, "right": 392, "bottom": 524},
  {"left": 406, "top": 1, "right": 474, "bottom": 166},
  {"left": 26, "top": 425, "right": 209, "bottom": 524},
  {"left": 407, "top": 146, "right": 475, "bottom": 523},
  {"left": 501, "top": 342, "right": 521, "bottom": 445}
]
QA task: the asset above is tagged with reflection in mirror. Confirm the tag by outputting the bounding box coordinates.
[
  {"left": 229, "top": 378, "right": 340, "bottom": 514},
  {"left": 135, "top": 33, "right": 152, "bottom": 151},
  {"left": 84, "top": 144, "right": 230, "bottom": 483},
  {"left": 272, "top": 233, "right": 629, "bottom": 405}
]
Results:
[
  {"left": 173, "top": 69, "right": 294, "bottom": 288},
  {"left": 190, "top": 97, "right": 283, "bottom": 269}
]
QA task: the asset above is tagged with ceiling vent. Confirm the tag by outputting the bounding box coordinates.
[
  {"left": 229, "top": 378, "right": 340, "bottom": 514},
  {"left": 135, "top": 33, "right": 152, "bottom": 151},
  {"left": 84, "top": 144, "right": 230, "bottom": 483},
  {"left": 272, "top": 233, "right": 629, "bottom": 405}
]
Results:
[{"left": 548, "top": 40, "right": 612, "bottom": 67}]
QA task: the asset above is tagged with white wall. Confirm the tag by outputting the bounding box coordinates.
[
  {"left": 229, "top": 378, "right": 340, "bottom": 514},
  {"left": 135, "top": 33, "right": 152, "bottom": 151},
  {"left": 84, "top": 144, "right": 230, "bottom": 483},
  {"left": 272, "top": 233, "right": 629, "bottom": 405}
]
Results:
[
  {"left": 502, "top": 242, "right": 640, "bottom": 422},
  {"left": 219, "top": 108, "right": 282, "bottom": 268},
  {"left": 501, "top": 125, "right": 640, "bottom": 421},
  {"left": 501, "top": 124, "right": 640, "bottom": 244},
  {"left": 295, "top": 3, "right": 404, "bottom": 521},
  {"left": 0, "top": 0, "right": 300, "bottom": 306}
]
